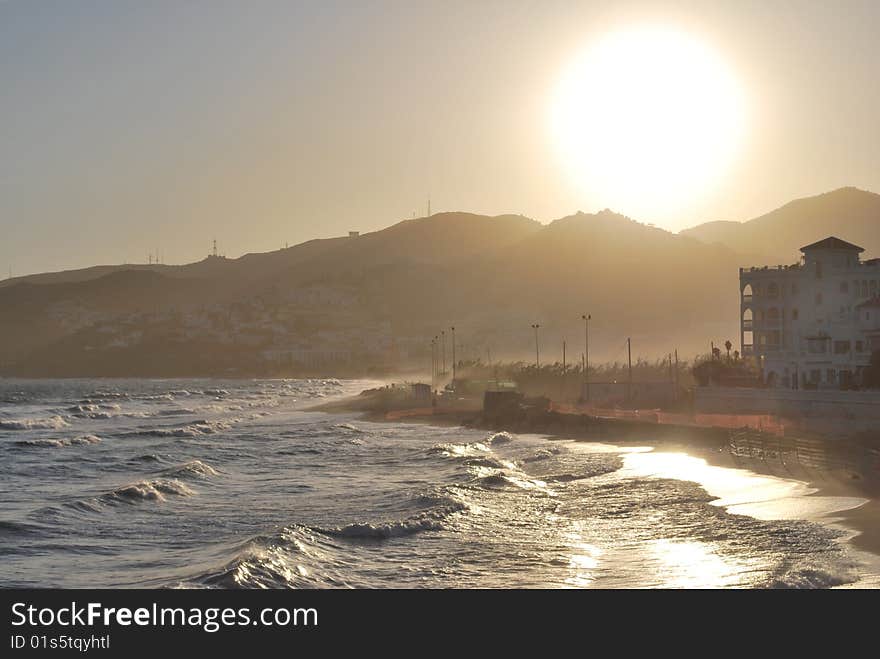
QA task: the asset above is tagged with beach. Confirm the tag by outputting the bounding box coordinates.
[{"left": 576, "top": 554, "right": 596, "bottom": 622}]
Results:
[
  {"left": 318, "top": 389, "right": 880, "bottom": 586},
  {"left": 2, "top": 377, "right": 878, "bottom": 588}
]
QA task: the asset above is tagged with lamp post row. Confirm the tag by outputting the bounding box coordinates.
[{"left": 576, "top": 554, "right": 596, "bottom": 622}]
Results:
[{"left": 428, "top": 315, "right": 592, "bottom": 400}]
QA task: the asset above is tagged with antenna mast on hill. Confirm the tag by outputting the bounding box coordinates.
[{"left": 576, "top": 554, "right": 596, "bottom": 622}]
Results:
[
  {"left": 213, "top": 239, "right": 218, "bottom": 258},
  {"left": 427, "top": 197, "right": 431, "bottom": 217}
]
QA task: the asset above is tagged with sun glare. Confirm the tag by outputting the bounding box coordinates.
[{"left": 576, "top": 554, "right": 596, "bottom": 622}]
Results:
[{"left": 551, "top": 26, "right": 747, "bottom": 223}]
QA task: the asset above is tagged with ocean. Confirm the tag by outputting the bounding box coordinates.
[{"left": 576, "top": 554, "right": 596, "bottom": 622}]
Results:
[{"left": 1, "top": 378, "right": 876, "bottom": 588}]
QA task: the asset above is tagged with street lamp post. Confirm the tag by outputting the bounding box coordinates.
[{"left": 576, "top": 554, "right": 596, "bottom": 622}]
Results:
[
  {"left": 450, "top": 326, "right": 456, "bottom": 387},
  {"left": 441, "top": 330, "right": 446, "bottom": 378},
  {"left": 531, "top": 324, "right": 540, "bottom": 368},
  {"left": 582, "top": 314, "right": 591, "bottom": 402},
  {"left": 431, "top": 337, "right": 438, "bottom": 390}
]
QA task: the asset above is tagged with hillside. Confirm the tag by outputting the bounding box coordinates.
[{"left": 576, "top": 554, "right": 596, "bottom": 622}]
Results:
[
  {"left": 681, "top": 187, "right": 880, "bottom": 263},
  {"left": 7, "top": 188, "right": 876, "bottom": 376}
]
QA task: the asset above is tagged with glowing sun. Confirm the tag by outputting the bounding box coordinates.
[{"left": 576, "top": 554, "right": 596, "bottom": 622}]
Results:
[{"left": 551, "top": 26, "right": 747, "bottom": 223}]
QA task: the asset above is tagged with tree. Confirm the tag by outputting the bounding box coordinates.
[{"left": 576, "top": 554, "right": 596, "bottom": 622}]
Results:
[{"left": 724, "top": 340, "right": 732, "bottom": 361}]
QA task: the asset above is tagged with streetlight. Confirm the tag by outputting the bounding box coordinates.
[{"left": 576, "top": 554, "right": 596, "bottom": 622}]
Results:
[
  {"left": 430, "top": 337, "right": 436, "bottom": 390},
  {"left": 450, "top": 326, "right": 456, "bottom": 386},
  {"left": 582, "top": 314, "right": 591, "bottom": 402},
  {"left": 531, "top": 323, "right": 540, "bottom": 368},
  {"left": 441, "top": 329, "right": 446, "bottom": 377}
]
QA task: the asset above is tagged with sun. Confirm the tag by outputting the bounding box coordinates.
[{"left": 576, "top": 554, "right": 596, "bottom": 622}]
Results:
[{"left": 550, "top": 26, "right": 747, "bottom": 224}]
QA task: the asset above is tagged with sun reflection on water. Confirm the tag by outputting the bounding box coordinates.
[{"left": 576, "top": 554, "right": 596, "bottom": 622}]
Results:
[
  {"left": 565, "top": 542, "right": 603, "bottom": 587},
  {"left": 649, "top": 539, "right": 746, "bottom": 588}
]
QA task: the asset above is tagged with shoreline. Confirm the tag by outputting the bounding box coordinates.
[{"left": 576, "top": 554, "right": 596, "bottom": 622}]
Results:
[{"left": 313, "top": 392, "right": 880, "bottom": 575}]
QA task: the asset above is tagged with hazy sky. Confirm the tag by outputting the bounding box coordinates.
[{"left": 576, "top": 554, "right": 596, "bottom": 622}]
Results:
[{"left": 2, "top": 0, "right": 879, "bottom": 276}]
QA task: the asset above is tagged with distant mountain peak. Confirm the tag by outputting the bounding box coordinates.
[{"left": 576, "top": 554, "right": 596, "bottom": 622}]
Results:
[{"left": 680, "top": 185, "right": 880, "bottom": 261}]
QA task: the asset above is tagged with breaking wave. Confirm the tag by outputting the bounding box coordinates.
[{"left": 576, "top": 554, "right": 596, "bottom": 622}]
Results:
[
  {"left": 103, "top": 479, "right": 195, "bottom": 504},
  {"left": 161, "top": 460, "right": 219, "bottom": 479},
  {"left": 192, "top": 526, "right": 349, "bottom": 589},
  {"left": 188, "top": 492, "right": 468, "bottom": 588},
  {"left": 487, "top": 431, "right": 515, "bottom": 444},
  {"left": 766, "top": 561, "right": 859, "bottom": 589},
  {"left": 16, "top": 434, "right": 101, "bottom": 448},
  {"left": 322, "top": 495, "right": 467, "bottom": 540},
  {"left": 429, "top": 442, "right": 490, "bottom": 458},
  {"left": 1, "top": 415, "right": 69, "bottom": 431},
  {"left": 130, "top": 419, "right": 234, "bottom": 438}
]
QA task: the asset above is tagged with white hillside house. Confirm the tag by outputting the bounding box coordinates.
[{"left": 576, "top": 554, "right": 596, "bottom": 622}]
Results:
[{"left": 740, "top": 237, "right": 880, "bottom": 389}]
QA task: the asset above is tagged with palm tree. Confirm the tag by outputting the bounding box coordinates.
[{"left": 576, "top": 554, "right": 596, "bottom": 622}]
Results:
[{"left": 724, "top": 340, "right": 732, "bottom": 361}]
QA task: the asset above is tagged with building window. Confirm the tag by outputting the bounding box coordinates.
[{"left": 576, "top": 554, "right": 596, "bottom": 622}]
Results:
[
  {"left": 834, "top": 340, "right": 851, "bottom": 354},
  {"left": 807, "top": 338, "right": 828, "bottom": 354},
  {"left": 856, "top": 340, "right": 864, "bottom": 353},
  {"left": 792, "top": 308, "right": 799, "bottom": 320},
  {"left": 810, "top": 369, "right": 821, "bottom": 384},
  {"left": 767, "top": 282, "right": 779, "bottom": 299},
  {"left": 826, "top": 369, "right": 836, "bottom": 384},
  {"left": 815, "top": 292, "right": 823, "bottom": 305}
]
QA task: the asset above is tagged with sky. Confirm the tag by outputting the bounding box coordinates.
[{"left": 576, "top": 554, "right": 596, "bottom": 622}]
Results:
[{"left": 2, "top": 0, "right": 879, "bottom": 276}]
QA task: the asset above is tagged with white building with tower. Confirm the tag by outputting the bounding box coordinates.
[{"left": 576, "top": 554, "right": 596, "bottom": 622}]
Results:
[{"left": 739, "top": 236, "right": 880, "bottom": 389}]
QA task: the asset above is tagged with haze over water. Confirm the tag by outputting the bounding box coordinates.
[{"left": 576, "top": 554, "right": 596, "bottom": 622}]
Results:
[{"left": 1, "top": 378, "right": 875, "bottom": 588}]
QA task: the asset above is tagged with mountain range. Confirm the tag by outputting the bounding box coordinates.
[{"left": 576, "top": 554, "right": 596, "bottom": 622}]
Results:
[{"left": 1, "top": 187, "right": 878, "bottom": 376}]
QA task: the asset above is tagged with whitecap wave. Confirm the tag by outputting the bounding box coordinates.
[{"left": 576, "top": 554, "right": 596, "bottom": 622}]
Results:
[
  {"left": 191, "top": 526, "right": 348, "bottom": 589},
  {"left": 0, "top": 415, "right": 69, "bottom": 431},
  {"left": 16, "top": 434, "right": 101, "bottom": 448},
  {"left": 487, "top": 431, "right": 515, "bottom": 444},
  {"left": 134, "top": 419, "right": 234, "bottom": 437},
  {"left": 429, "top": 442, "right": 490, "bottom": 458},
  {"left": 321, "top": 494, "right": 467, "bottom": 540},
  {"left": 105, "top": 478, "right": 195, "bottom": 503},
  {"left": 162, "top": 460, "right": 219, "bottom": 479}
]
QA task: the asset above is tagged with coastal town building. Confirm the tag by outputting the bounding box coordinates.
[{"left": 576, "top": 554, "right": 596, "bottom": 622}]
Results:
[{"left": 740, "top": 236, "right": 880, "bottom": 389}]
